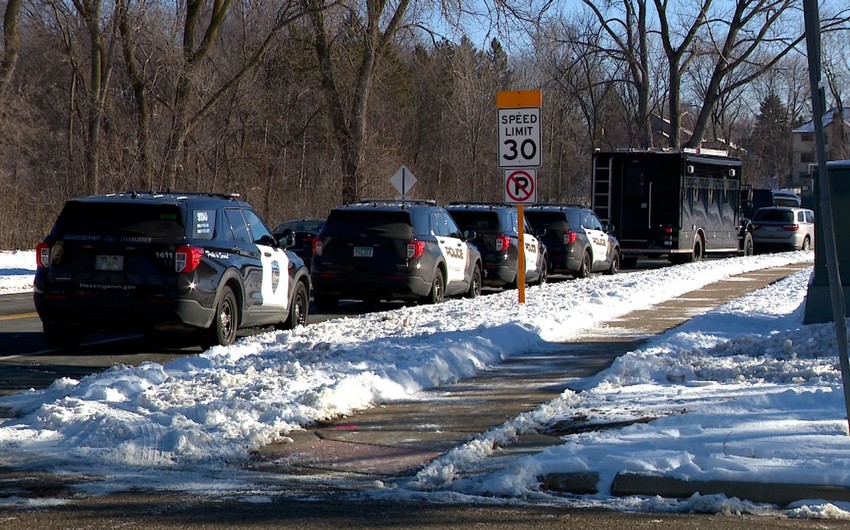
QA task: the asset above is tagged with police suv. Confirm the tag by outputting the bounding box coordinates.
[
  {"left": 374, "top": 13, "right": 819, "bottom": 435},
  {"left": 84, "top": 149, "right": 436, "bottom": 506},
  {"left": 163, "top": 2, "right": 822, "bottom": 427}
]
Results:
[
  {"left": 445, "top": 203, "right": 547, "bottom": 288},
  {"left": 525, "top": 204, "right": 620, "bottom": 278},
  {"left": 310, "top": 200, "right": 482, "bottom": 310},
  {"left": 33, "top": 191, "right": 311, "bottom": 349}
]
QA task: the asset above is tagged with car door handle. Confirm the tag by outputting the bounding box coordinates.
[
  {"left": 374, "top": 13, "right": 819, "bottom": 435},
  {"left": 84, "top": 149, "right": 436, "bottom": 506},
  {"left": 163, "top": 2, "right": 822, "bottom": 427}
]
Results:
[{"left": 264, "top": 251, "right": 272, "bottom": 257}]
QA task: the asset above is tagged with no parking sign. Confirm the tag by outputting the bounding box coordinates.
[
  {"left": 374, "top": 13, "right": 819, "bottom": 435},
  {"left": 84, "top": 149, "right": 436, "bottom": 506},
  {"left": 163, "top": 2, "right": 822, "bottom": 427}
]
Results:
[{"left": 504, "top": 168, "right": 536, "bottom": 204}]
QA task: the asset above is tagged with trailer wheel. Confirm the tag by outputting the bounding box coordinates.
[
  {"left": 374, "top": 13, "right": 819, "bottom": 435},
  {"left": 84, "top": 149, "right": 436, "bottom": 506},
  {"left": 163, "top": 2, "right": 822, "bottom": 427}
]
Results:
[{"left": 692, "top": 237, "right": 704, "bottom": 262}]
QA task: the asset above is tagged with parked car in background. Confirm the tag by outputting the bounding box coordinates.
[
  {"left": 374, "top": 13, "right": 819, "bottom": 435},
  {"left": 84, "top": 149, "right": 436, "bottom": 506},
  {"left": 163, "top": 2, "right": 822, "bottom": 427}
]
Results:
[
  {"left": 33, "top": 191, "right": 311, "bottom": 349},
  {"left": 752, "top": 206, "right": 815, "bottom": 252},
  {"left": 273, "top": 218, "right": 325, "bottom": 270},
  {"left": 311, "top": 200, "right": 482, "bottom": 310},
  {"left": 741, "top": 187, "right": 801, "bottom": 219},
  {"left": 445, "top": 203, "right": 547, "bottom": 288},
  {"left": 525, "top": 204, "right": 620, "bottom": 278}
]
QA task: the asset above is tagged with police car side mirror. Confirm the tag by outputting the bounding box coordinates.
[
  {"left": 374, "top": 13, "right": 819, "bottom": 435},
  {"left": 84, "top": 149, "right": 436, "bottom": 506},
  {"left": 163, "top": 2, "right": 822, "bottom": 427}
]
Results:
[
  {"left": 258, "top": 234, "right": 279, "bottom": 247},
  {"left": 605, "top": 224, "right": 615, "bottom": 234},
  {"left": 535, "top": 227, "right": 546, "bottom": 237},
  {"left": 462, "top": 229, "right": 477, "bottom": 241},
  {"left": 278, "top": 233, "right": 295, "bottom": 248}
]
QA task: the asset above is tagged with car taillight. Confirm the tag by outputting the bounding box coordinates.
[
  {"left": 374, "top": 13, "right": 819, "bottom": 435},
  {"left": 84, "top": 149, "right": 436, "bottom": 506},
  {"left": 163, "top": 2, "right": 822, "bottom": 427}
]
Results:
[
  {"left": 175, "top": 245, "right": 204, "bottom": 273},
  {"left": 36, "top": 242, "right": 51, "bottom": 268},
  {"left": 564, "top": 231, "right": 577, "bottom": 246},
  {"left": 407, "top": 240, "right": 426, "bottom": 260},
  {"left": 313, "top": 238, "right": 323, "bottom": 256},
  {"left": 496, "top": 235, "right": 511, "bottom": 252},
  {"left": 783, "top": 224, "right": 799, "bottom": 232}
]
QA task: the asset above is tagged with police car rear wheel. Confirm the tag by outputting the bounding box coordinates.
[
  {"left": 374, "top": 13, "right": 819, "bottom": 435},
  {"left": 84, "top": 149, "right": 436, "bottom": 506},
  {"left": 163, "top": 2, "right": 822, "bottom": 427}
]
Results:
[
  {"left": 281, "top": 281, "right": 309, "bottom": 329},
  {"left": 605, "top": 252, "right": 619, "bottom": 275},
  {"left": 425, "top": 268, "right": 445, "bottom": 304},
  {"left": 466, "top": 265, "right": 482, "bottom": 298},
  {"left": 208, "top": 286, "right": 238, "bottom": 346},
  {"left": 536, "top": 259, "right": 548, "bottom": 285},
  {"left": 575, "top": 251, "right": 591, "bottom": 279}
]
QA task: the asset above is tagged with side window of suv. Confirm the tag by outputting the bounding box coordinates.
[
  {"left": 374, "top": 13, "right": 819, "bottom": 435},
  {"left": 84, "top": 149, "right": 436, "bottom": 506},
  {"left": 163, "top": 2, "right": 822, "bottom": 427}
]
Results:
[
  {"left": 191, "top": 209, "right": 216, "bottom": 240},
  {"left": 225, "top": 208, "right": 252, "bottom": 244},
  {"left": 806, "top": 210, "right": 814, "bottom": 223},
  {"left": 431, "top": 212, "right": 454, "bottom": 237},
  {"left": 590, "top": 213, "right": 604, "bottom": 231},
  {"left": 242, "top": 208, "right": 274, "bottom": 245}
]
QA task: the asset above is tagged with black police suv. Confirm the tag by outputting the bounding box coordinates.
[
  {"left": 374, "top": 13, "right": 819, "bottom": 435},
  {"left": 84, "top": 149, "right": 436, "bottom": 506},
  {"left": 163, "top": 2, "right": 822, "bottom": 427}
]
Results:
[
  {"left": 445, "top": 203, "right": 547, "bottom": 288},
  {"left": 525, "top": 205, "right": 620, "bottom": 278},
  {"left": 33, "top": 191, "right": 311, "bottom": 349},
  {"left": 310, "top": 200, "right": 482, "bottom": 310}
]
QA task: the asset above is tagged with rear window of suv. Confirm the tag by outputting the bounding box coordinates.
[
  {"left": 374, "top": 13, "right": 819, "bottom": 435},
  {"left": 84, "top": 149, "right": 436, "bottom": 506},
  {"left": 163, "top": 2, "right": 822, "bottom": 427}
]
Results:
[
  {"left": 323, "top": 210, "right": 415, "bottom": 239},
  {"left": 51, "top": 202, "right": 186, "bottom": 241},
  {"left": 753, "top": 209, "right": 794, "bottom": 223},
  {"left": 448, "top": 210, "right": 501, "bottom": 232},
  {"left": 526, "top": 210, "right": 579, "bottom": 232}
]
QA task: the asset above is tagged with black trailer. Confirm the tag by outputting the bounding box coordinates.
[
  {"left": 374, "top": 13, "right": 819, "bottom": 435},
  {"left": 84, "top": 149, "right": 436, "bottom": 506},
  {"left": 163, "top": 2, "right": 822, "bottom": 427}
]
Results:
[{"left": 592, "top": 149, "right": 753, "bottom": 267}]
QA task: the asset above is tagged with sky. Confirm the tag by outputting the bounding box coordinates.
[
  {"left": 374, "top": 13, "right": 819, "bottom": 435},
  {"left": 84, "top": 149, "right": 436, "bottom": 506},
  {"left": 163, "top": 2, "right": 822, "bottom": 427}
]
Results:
[{"left": 2, "top": 249, "right": 850, "bottom": 519}]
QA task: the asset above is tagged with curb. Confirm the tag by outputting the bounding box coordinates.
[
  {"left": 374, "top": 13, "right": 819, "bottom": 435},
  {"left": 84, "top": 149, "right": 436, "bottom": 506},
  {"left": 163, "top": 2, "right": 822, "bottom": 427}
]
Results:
[{"left": 539, "top": 471, "right": 850, "bottom": 507}]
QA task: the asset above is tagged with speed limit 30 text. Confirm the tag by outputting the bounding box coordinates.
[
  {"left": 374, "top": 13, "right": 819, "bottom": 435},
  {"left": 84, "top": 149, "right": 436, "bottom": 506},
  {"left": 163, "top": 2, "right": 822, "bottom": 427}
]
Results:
[{"left": 501, "top": 113, "right": 537, "bottom": 136}]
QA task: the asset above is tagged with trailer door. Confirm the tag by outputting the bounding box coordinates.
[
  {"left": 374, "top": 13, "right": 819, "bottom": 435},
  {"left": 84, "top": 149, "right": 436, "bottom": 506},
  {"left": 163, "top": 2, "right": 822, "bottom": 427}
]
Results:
[{"left": 618, "top": 155, "right": 680, "bottom": 247}]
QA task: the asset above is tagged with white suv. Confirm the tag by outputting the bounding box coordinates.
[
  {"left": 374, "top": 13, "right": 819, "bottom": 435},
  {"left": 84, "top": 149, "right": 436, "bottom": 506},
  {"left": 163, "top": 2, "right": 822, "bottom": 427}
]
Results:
[{"left": 752, "top": 206, "right": 814, "bottom": 252}]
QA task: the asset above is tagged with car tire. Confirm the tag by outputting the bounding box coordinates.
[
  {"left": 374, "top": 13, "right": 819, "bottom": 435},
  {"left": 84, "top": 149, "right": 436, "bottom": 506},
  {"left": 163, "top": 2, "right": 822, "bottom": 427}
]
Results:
[
  {"left": 280, "top": 281, "right": 309, "bottom": 329},
  {"left": 535, "top": 259, "right": 548, "bottom": 285},
  {"left": 742, "top": 232, "right": 754, "bottom": 256},
  {"left": 42, "top": 322, "right": 84, "bottom": 350},
  {"left": 315, "top": 294, "right": 338, "bottom": 312},
  {"left": 605, "top": 251, "right": 620, "bottom": 275},
  {"left": 425, "top": 268, "right": 445, "bottom": 304},
  {"left": 207, "top": 286, "right": 239, "bottom": 347},
  {"left": 575, "top": 251, "right": 591, "bottom": 279},
  {"left": 466, "top": 265, "right": 482, "bottom": 298}
]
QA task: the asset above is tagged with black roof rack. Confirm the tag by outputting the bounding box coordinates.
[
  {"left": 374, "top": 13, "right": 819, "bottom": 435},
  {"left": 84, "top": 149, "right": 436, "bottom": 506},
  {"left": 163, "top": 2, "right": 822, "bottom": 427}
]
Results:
[
  {"left": 527, "top": 203, "right": 587, "bottom": 209},
  {"left": 446, "top": 201, "right": 512, "bottom": 208},
  {"left": 350, "top": 198, "right": 437, "bottom": 208},
  {"left": 112, "top": 190, "right": 242, "bottom": 200}
]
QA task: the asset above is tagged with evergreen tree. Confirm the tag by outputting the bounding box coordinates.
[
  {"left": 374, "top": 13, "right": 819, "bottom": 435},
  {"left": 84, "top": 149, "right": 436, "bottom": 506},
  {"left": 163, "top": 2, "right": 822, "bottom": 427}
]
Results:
[{"left": 745, "top": 93, "right": 792, "bottom": 187}]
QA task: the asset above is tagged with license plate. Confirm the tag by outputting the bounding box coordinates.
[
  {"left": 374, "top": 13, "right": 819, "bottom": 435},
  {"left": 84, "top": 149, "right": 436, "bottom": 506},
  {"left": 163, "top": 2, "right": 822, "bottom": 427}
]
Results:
[
  {"left": 96, "top": 255, "right": 124, "bottom": 271},
  {"left": 353, "top": 246, "right": 373, "bottom": 258}
]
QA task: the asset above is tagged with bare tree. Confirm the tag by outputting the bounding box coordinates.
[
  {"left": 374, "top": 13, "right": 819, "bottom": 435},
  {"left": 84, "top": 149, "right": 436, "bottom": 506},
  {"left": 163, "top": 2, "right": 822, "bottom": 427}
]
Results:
[
  {"left": 653, "top": 0, "right": 710, "bottom": 148},
  {"left": 581, "top": 0, "right": 653, "bottom": 147},
  {"left": 684, "top": 0, "right": 801, "bottom": 149},
  {"left": 0, "top": 0, "right": 22, "bottom": 100},
  {"left": 304, "top": 0, "right": 412, "bottom": 203}
]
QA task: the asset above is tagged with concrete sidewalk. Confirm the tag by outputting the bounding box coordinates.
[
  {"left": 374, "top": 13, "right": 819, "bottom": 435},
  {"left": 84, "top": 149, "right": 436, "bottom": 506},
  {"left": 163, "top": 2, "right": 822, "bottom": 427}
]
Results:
[{"left": 250, "top": 262, "right": 835, "bottom": 506}]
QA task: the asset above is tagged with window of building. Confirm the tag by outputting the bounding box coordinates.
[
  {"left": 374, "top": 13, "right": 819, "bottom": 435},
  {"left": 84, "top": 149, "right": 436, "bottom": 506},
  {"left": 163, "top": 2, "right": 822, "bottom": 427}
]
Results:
[
  {"left": 801, "top": 132, "right": 813, "bottom": 142},
  {"left": 801, "top": 152, "right": 815, "bottom": 163}
]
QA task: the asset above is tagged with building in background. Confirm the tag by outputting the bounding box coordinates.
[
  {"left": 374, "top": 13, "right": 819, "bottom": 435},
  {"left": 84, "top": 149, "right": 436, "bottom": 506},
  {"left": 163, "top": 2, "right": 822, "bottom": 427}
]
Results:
[{"left": 792, "top": 107, "right": 850, "bottom": 203}]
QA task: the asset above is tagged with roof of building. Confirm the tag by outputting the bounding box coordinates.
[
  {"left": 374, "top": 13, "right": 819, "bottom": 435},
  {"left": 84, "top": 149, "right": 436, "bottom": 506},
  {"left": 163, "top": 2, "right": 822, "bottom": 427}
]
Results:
[{"left": 792, "top": 107, "right": 850, "bottom": 133}]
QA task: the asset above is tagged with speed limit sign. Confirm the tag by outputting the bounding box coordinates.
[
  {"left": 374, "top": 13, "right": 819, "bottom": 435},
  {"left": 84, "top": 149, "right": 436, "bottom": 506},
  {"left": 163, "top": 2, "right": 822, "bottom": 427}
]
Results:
[{"left": 497, "top": 90, "right": 541, "bottom": 168}]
